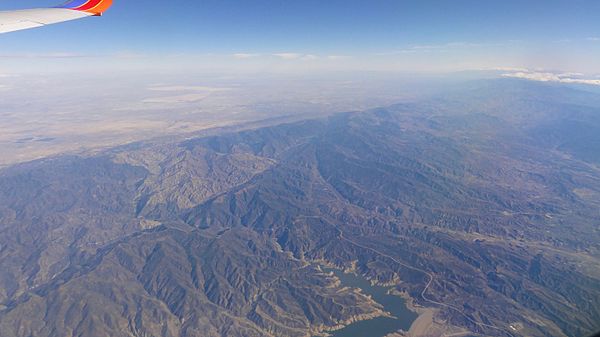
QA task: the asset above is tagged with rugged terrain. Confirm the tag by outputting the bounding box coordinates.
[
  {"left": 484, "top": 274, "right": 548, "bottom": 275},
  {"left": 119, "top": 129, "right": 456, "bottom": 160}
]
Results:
[{"left": 0, "top": 79, "right": 599, "bottom": 337}]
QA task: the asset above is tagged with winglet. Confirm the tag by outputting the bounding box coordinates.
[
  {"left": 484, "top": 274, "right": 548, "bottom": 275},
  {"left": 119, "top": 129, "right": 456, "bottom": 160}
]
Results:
[{"left": 59, "top": 0, "right": 113, "bottom": 16}]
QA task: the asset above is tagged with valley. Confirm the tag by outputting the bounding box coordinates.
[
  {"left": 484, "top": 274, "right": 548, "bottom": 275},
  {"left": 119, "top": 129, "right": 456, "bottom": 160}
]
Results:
[{"left": 0, "top": 79, "right": 599, "bottom": 337}]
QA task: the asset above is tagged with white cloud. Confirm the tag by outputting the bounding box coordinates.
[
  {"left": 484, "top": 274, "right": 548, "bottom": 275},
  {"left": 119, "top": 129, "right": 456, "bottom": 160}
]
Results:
[
  {"left": 502, "top": 71, "right": 600, "bottom": 86},
  {"left": 586, "top": 37, "right": 600, "bottom": 41},
  {"left": 558, "top": 72, "right": 585, "bottom": 77},
  {"left": 489, "top": 67, "right": 530, "bottom": 72}
]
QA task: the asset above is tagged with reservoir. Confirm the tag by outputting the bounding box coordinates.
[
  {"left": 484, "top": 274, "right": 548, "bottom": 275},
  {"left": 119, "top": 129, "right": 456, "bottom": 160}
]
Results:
[{"left": 321, "top": 268, "right": 418, "bottom": 337}]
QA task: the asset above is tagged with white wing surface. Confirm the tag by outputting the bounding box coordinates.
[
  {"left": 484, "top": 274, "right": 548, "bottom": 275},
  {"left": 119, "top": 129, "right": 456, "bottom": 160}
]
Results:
[
  {"left": 0, "top": 9, "right": 91, "bottom": 34},
  {"left": 0, "top": 0, "right": 113, "bottom": 34}
]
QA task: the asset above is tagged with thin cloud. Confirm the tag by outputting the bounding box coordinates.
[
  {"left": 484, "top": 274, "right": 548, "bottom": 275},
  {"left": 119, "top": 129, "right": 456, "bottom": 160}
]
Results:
[
  {"left": 148, "top": 86, "right": 230, "bottom": 92},
  {"left": 142, "top": 86, "right": 232, "bottom": 105},
  {"left": 271, "top": 53, "right": 319, "bottom": 61},
  {"left": 142, "top": 94, "right": 210, "bottom": 104},
  {"left": 502, "top": 70, "right": 600, "bottom": 86},
  {"left": 0, "top": 52, "right": 89, "bottom": 59},
  {"left": 374, "top": 41, "right": 514, "bottom": 56},
  {"left": 272, "top": 53, "right": 303, "bottom": 60},
  {"left": 327, "top": 55, "right": 351, "bottom": 60},
  {"left": 112, "top": 51, "right": 147, "bottom": 59},
  {"left": 233, "top": 53, "right": 261, "bottom": 59},
  {"left": 0, "top": 51, "right": 145, "bottom": 60}
]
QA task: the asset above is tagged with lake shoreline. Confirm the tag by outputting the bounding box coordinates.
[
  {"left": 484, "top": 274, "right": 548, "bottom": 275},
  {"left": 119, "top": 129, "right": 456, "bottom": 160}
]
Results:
[{"left": 312, "top": 266, "right": 421, "bottom": 337}]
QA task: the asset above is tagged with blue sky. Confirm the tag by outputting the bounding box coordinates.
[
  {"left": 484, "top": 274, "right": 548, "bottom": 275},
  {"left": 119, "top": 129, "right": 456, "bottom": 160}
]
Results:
[{"left": 2, "top": 0, "right": 600, "bottom": 74}]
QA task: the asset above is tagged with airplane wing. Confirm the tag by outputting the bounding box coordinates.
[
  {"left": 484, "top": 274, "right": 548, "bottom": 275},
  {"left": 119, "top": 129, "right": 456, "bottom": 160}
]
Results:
[{"left": 0, "top": 0, "right": 113, "bottom": 34}]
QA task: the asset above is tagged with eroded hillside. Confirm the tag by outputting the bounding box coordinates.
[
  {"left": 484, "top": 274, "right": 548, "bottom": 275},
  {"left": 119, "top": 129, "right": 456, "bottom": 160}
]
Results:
[{"left": 1, "top": 80, "right": 599, "bottom": 337}]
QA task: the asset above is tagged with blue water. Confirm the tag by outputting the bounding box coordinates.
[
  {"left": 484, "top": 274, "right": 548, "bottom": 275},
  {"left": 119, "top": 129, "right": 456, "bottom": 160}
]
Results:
[{"left": 319, "top": 268, "right": 418, "bottom": 337}]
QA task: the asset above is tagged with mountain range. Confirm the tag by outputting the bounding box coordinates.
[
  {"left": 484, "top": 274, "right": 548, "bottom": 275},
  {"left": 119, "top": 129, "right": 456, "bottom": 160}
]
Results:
[{"left": 0, "top": 79, "right": 599, "bottom": 337}]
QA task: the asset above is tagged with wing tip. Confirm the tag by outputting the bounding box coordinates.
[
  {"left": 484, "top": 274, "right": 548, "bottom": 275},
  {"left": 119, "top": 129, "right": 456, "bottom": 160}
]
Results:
[{"left": 60, "top": 0, "right": 113, "bottom": 15}]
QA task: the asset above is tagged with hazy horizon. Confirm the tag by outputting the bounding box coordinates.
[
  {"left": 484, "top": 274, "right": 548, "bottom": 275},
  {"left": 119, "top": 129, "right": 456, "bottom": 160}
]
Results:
[
  {"left": 1, "top": 2, "right": 599, "bottom": 337},
  {"left": 2, "top": 0, "right": 600, "bottom": 76}
]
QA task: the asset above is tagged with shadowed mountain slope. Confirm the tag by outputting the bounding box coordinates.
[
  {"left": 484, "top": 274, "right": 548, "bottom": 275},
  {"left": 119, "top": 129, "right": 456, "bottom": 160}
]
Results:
[{"left": 0, "top": 79, "right": 599, "bottom": 337}]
